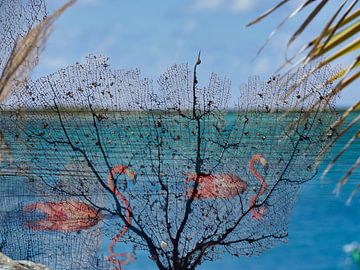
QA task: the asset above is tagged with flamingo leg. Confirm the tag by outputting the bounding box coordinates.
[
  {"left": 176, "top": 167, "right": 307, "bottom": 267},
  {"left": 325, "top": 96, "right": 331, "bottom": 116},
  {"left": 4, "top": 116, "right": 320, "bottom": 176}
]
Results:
[
  {"left": 107, "top": 164, "right": 135, "bottom": 269},
  {"left": 248, "top": 154, "right": 269, "bottom": 220}
]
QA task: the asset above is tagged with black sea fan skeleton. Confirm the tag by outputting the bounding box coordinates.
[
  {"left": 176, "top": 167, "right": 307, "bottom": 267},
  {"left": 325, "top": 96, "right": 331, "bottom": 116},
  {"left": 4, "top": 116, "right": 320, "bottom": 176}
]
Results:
[
  {"left": 0, "top": 0, "right": 46, "bottom": 164},
  {"left": 0, "top": 0, "right": 47, "bottom": 101},
  {"left": 0, "top": 55, "right": 338, "bottom": 270}
]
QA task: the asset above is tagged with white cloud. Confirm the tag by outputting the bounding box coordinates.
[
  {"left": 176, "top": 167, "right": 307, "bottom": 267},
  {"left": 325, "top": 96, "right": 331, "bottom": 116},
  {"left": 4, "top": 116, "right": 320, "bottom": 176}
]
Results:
[
  {"left": 40, "top": 57, "right": 69, "bottom": 70},
  {"left": 184, "top": 20, "right": 197, "bottom": 34},
  {"left": 193, "top": 0, "right": 225, "bottom": 11},
  {"left": 253, "top": 57, "right": 271, "bottom": 74},
  {"left": 79, "top": 0, "right": 100, "bottom": 6},
  {"left": 193, "top": 0, "right": 258, "bottom": 12},
  {"left": 229, "top": 0, "right": 257, "bottom": 12},
  {"left": 96, "top": 35, "right": 116, "bottom": 53}
]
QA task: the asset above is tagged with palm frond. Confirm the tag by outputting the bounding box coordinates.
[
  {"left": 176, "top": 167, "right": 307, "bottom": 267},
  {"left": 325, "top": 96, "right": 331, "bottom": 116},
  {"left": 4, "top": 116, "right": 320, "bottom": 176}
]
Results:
[
  {"left": 250, "top": 0, "right": 317, "bottom": 57},
  {"left": 248, "top": 0, "right": 360, "bottom": 202},
  {"left": 321, "top": 130, "right": 360, "bottom": 180},
  {"left": 333, "top": 157, "right": 360, "bottom": 196},
  {"left": 246, "top": 0, "right": 291, "bottom": 27},
  {"left": 306, "top": 0, "right": 358, "bottom": 61},
  {"left": 323, "top": 100, "right": 360, "bottom": 135},
  {"left": 346, "top": 184, "right": 360, "bottom": 205},
  {"left": 0, "top": 0, "right": 76, "bottom": 101},
  {"left": 320, "top": 39, "right": 360, "bottom": 67},
  {"left": 309, "top": 20, "right": 360, "bottom": 61},
  {"left": 287, "top": 0, "right": 329, "bottom": 50}
]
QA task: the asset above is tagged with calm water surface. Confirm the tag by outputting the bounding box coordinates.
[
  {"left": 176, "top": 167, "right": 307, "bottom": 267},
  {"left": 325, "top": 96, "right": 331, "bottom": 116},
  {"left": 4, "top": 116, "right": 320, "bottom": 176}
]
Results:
[
  {"left": 123, "top": 112, "right": 360, "bottom": 270},
  {"left": 1, "top": 111, "right": 359, "bottom": 270}
]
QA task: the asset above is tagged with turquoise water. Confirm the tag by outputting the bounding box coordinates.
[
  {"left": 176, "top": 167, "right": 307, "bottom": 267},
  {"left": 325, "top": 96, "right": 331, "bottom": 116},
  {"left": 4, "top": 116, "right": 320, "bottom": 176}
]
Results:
[
  {"left": 202, "top": 175, "right": 360, "bottom": 270},
  {"left": 123, "top": 172, "right": 360, "bottom": 270},
  {"left": 0, "top": 111, "right": 359, "bottom": 270},
  {"left": 134, "top": 169, "right": 359, "bottom": 268},
  {"left": 209, "top": 114, "right": 360, "bottom": 270},
  {"left": 128, "top": 175, "right": 360, "bottom": 270},
  {"left": 121, "top": 113, "right": 360, "bottom": 270},
  {"left": 126, "top": 180, "right": 360, "bottom": 270}
]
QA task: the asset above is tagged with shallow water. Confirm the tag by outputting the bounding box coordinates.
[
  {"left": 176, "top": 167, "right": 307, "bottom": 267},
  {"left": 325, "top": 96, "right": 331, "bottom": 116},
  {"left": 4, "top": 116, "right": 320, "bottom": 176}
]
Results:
[
  {"left": 113, "top": 112, "right": 360, "bottom": 270},
  {"left": 104, "top": 112, "right": 359, "bottom": 270},
  {"left": 0, "top": 111, "right": 359, "bottom": 270}
]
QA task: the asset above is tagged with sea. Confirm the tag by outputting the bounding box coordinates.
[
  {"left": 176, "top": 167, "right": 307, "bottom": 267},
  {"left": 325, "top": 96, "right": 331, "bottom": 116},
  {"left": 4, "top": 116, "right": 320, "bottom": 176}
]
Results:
[
  {"left": 101, "top": 112, "right": 359, "bottom": 270},
  {"left": 0, "top": 111, "right": 359, "bottom": 270},
  {"left": 111, "top": 112, "right": 360, "bottom": 270}
]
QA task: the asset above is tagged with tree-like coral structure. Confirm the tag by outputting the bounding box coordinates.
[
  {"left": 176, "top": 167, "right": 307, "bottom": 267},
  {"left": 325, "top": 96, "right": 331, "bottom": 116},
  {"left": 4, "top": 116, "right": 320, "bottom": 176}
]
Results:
[
  {"left": 0, "top": 55, "right": 338, "bottom": 270},
  {"left": 0, "top": 0, "right": 46, "bottom": 72}
]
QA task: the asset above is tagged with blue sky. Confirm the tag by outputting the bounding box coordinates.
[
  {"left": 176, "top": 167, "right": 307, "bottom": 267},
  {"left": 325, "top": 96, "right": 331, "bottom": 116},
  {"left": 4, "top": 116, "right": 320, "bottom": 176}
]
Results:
[{"left": 33, "top": 0, "right": 359, "bottom": 108}]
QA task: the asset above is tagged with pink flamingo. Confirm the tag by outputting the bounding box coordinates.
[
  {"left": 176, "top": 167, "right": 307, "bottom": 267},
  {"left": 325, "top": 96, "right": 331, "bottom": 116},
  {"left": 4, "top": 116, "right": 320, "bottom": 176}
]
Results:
[
  {"left": 23, "top": 201, "right": 101, "bottom": 232},
  {"left": 185, "top": 154, "right": 268, "bottom": 220},
  {"left": 185, "top": 173, "right": 248, "bottom": 199},
  {"left": 24, "top": 164, "right": 136, "bottom": 269},
  {"left": 248, "top": 154, "right": 268, "bottom": 220},
  {"left": 107, "top": 164, "right": 136, "bottom": 270}
]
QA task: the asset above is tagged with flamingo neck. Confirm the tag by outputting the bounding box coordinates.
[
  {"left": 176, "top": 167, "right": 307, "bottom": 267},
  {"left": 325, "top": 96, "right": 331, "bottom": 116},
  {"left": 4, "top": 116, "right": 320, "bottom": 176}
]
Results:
[
  {"left": 107, "top": 165, "right": 133, "bottom": 269},
  {"left": 249, "top": 155, "right": 267, "bottom": 195}
]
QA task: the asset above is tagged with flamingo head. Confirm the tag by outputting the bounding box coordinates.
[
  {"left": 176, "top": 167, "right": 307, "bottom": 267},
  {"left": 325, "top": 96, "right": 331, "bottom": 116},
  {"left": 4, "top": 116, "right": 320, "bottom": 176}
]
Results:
[
  {"left": 259, "top": 157, "right": 268, "bottom": 175},
  {"left": 124, "top": 168, "right": 137, "bottom": 182},
  {"left": 251, "top": 154, "right": 268, "bottom": 175}
]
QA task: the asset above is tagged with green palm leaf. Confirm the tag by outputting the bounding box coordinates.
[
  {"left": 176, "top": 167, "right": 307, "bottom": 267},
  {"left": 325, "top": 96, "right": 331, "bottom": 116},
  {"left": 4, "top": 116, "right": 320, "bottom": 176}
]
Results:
[{"left": 248, "top": 0, "right": 360, "bottom": 201}]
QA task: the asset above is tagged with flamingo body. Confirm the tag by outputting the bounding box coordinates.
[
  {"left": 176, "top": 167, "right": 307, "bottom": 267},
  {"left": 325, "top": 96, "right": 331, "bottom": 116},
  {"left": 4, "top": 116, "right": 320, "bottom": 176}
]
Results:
[
  {"left": 186, "top": 173, "right": 248, "bottom": 199},
  {"left": 185, "top": 154, "right": 269, "bottom": 221},
  {"left": 23, "top": 164, "right": 136, "bottom": 269},
  {"left": 23, "top": 201, "right": 100, "bottom": 232}
]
